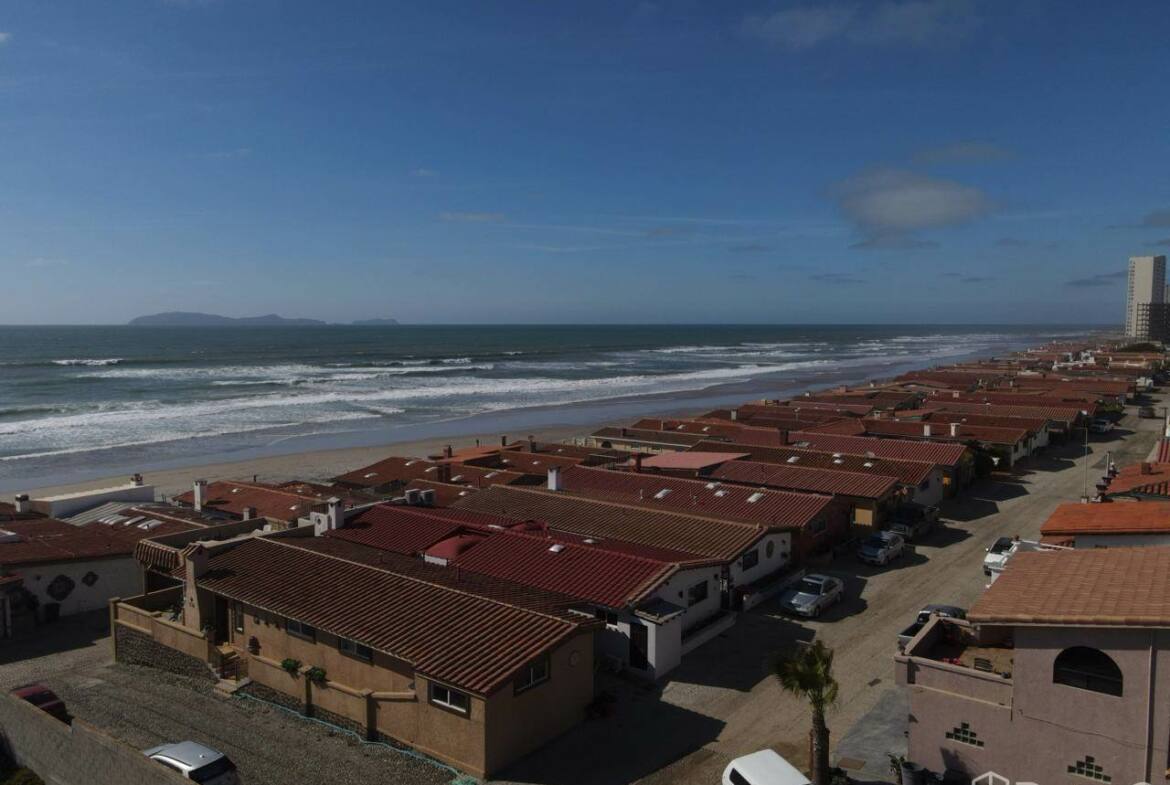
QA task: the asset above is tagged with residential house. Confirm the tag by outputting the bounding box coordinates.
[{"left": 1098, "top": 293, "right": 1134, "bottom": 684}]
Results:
[{"left": 1039, "top": 501, "right": 1170, "bottom": 547}]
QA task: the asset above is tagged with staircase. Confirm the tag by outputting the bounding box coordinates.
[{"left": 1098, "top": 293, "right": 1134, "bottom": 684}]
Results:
[{"left": 212, "top": 645, "right": 249, "bottom": 696}]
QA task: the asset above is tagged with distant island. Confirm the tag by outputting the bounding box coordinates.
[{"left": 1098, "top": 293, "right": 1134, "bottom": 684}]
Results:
[{"left": 128, "top": 312, "right": 398, "bottom": 327}]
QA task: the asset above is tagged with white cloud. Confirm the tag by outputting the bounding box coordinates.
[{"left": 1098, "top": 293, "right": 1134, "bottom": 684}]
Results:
[
  {"left": 0, "top": 32, "right": 11, "bottom": 46},
  {"left": 410, "top": 167, "right": 439, "bottom": 178},
  {"left": 743, "top": 0, "right": 979, "bottom": 50},
  {"left": 203, "top": 147, "right": 252, "bottom": 160},
  {"left": 835, "top": 167, "right": 990, "bottom": 248},
  {"left": 25, "top": 258, "right": 69, "bottom": 269}
]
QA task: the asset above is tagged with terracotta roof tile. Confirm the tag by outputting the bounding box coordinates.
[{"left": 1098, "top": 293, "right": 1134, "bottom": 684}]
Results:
[
  {"left": 688, "top": 440, "right": 933, "bottom": 486},
  {"left": 1040, "top": 501, "right": 1170, "bottom": 536},
  {"left": 969, "top": 548, "right": 1170, "bottom": 626},
  {"left": 785, "top": 431, "right": 969, "bottom": 468},
  {"left": 710, "top": 460, "right": 898, "bottom": 499}
]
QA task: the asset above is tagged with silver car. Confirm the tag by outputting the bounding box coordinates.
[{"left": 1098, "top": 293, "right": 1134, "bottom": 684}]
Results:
[
  {"left": 858, "top": 531, "right": 905, "bottom": 565},
  {"left": 144, "top": 741, "right": 240, "bottom": 784},
  {"left": 778, "top": 574, "right": 844, "bottom": 618}
]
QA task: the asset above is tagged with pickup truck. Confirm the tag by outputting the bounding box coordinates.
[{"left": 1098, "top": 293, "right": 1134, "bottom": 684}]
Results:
[
  {"left": 983, "top": 537, "right": 1070, "bottom": 581},
  {"left": 896, "top": 605, "right": 967, "bottom": 652},
  {"left": 887, "top": 503, "right": 940, "bottom": 541}
]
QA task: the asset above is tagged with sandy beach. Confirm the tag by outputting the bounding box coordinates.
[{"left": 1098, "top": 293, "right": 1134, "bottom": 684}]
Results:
[{"left": 18, "top": 423, "right": 594, "bottom": 500}]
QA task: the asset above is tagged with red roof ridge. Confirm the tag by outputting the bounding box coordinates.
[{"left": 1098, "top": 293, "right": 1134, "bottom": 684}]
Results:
[
  {"left": 266, "top": 536, "right": 585, "bottom": 627},
  {"left": 514, "top": 484, "right": 768, "bottom": 531}
]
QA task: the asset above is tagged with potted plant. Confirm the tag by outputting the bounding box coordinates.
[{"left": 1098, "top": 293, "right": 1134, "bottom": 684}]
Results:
[
  {"left": 305, "top": 666, "right": 327, "bottom": 685},
  {"left": 888, "top": 754, "right": 906, "bottom": 785},
  {"left": 280, "top": 658, "right": 301, "bottom": 676}
]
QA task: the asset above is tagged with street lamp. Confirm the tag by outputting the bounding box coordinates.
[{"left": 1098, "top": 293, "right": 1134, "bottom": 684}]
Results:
[{"left": 1081, "top": 409, "right": 1090, "bottom": 502}]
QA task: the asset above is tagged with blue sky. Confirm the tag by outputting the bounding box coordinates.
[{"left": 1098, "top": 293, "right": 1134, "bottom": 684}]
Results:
[{"left": 2, "top": 0, "right": 1169, "bottom": 325}]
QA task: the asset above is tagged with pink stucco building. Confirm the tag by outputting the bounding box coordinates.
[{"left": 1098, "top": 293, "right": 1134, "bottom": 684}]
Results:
[{"left": 896, "top": 547, "right": 1170, "bottom": 784}]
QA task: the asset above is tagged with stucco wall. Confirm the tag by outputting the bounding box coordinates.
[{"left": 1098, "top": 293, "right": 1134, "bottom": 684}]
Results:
[
  {"left": 0, "top": 691, "right": 189, "bottom": 785},
  {"left": 651, "top": 564, "right": 722, "bottom": 631},
  {"left": 17, "top": 556, "right": 141, "bottom": 617},
  {"left": 730, "top": 532, "right": 792, "bottom": 587}
]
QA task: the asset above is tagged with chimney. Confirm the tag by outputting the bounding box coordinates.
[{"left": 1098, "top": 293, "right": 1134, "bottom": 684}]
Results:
[
  {"left": 528, "top": 435, "right": 537, "bottom": 453},
  {"left": 949, "top": 422, "right": 959, "bottom": 437},
  {"left": 405, "top": 488, "right": 422, "bottom": 505},
  {"left": 242, "top": 506, "right": 258, "bottom": 520},
  {"left": 420, "top": 489, "right": 435, "bottom": 507},
  {"left": 193, "top": 479, "right": 208, "bottom": 511},
  {"left": 443, "top": 444, "right": 453, "bottom": 459},
  {"left": 13, "top": 494, "right": 30, "bottom": 514},
  {"left": 730, "top": 409, "right": 738, "bottom": 421},
  {"left": 923, "top": 424, "right": 932, "bottom": 437},
  {"left": 326, "top": 497, "right": 343, "bottom": 530},
  {"left": 131, "top": 473, "right": 144, "bottom": 487},
  {"left": 547, "top": 467, "right": 563, "bottom": 492},
  {"left": 438, "top": 463, "right": 452, "bottom": 484},
  {"left": 1141, "top": 462, "right": 1153, "bottom": 476},
  {"left": 634, "top": 454, "right": 643, "bottom": 473},
  {"left": 501, "top": 435, "right": 508, "bottom": 447},
  {"left": 620, "top": 427, "right": 628, "bottom": 438},
  {"left": 778, "top": 429, "right": 789, "bottom": 445}
]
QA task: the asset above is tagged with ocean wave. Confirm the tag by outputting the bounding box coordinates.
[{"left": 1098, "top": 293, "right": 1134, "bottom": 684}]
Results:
[{"left": 51, "top": 358, "right": 124, "bottom": 367}]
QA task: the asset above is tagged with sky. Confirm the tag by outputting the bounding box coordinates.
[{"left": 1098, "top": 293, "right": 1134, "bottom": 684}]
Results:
[{"left": 2, "top": 0, "right": 1170, "bottom": 325}]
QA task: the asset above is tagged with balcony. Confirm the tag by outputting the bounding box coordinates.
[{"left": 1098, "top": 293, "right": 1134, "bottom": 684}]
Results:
[{"left": 895, "top": 617, "right": 1013, "bottom": 707}]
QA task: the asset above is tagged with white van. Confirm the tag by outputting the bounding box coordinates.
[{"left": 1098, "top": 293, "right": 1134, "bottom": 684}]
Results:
[{"left": 723, "top": 750, "right": 811, "bottom": 785}]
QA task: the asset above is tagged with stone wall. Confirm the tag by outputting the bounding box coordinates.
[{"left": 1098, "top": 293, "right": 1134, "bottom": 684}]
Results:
[{"left": 114, "top": 624, "right": 214, "bottom": 684}]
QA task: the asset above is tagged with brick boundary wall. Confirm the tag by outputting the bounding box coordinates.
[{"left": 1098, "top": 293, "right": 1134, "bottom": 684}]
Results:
[
  {"left": 238, "top": 681, "right": 367, "bottom": 737},
  {"left": 114, "top": 624, "right": 215, "bottom": 684},
  {"left": 0, "top": 692, "right": 189, "bottom": 785}
]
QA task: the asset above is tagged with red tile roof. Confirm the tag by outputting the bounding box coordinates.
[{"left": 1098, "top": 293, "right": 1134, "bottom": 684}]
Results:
[
  {"left": 555, "top": 465, "right": 836, "bottom": 529},
  {"left": 403, "top": 480, "right": 483, "bottom": 507},
  {"left": 1155, "top": 440, "right": 1170, "bottom": 464},
  {"left": 453, "top": 485, "right": 766, "bottom": 563},
  {"left": 688, "top": 440, "right": 933, "bottom": 486},
  {"left": 330, "top": 506, "right": 467, "bottom": 555},
  {"left": 851, "top": 418, "right": 1032, "bottom": 447},
  {"left": 1040, "top": 501, "right": 1170, "bottom": 537},
  {"left": 918, "top": 400, "right": 1086, "bottom": 424},
  {"left": 197, "top": 537, "right": 596, "bottom": 695},
  {"left": 332, "top": 457, "right": 527, "bottom": 490},
  {"left": 1104, "top": 462, "right": 1170, "bottom": 497},
  {"left": 590, "top": 427, "right": 708, "bottom": 449},
  {"left": 709, "top": 460, "right": 898, "bottom": 499},
  {"left": 785, "top": 432, "right": 970, "bottom": 467},
  {"left": 173, "top": 481, "right": 327, "bottom": 521},
  {"left": 969, "top": 547, "right": 1170, "bottom": 626},
  {"left": 0, "top": 516, "right": 197, "bottom": 567},
  {"left": 637, "top": 452, "right": 749, "bottom": 471}
]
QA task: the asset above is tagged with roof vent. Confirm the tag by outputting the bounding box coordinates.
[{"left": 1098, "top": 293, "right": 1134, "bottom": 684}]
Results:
[
  {"left": 863, "top": 461, "right": 874, "bottom": 468},
  {"left": 0, "top": 529, "right": 23, "bottom": 544},
  {"left": 714, "top": 489, "right": 729, "bottom": 497},
  {"left": 583, "top": 538, "right": 597, "bottom": 544},
  {"left": 748, "top": 492, "right": 765, "bottom": 503},
  {"left": 548, "top": 543, "right": 566, "bottom": 554},
  {"left": 654, "top": 489, "right": 672, "bottom": 499},
  {"left": 833, "top": 459, "right": 844, "bottom": 465},
  {"left": 786, "top": 456, "right": 800, "bottom": 464},
  {"left": 832, "top": 453, "right": 842, "bottom": 458}
]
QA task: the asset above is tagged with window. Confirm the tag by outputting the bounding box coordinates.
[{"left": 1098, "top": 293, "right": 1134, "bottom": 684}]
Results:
[
  {"left": 286, "top": 618, "right": 316, "bottom": 642},
  {"left": 809, "top": 518, "right": 827, "bottom": 535},
  {"left": 687, "top": 580, "right": 708, "bottom": 607},
  {"left": 594, "top": 607, "right": 618, "bottom": 625},
  {"left": 765, "top": 540, "right": 776, "bottom": 559},
  {"left": 1053, "top": 647, "right": 1123, "bottom": 696},
  {"left": 232, "top": 603, "right": 245, "bottom": 634},
  {"left": 429, "top": 682, "right": 469, "bottom": 715},
  {"left": 741, "top": 549, "right": 759, "bottom": 571},
  {"left": 945, "top": 722, "right": 983, "bottom": 747},
  {"left": 514, "top": 655, "right": 550, "bottom": 694},
  {"left": 338, "top": 637, "right": 372, "bottom": 662},
  {"left": 1068, "top": 756, "right": 1110, "bottom": 782}
]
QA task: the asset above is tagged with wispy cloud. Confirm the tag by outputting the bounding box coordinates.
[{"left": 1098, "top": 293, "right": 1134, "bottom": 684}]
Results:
[
  {"left": 810, "top": 272, "right": 865, "bottom": 285},
  {"left": 835, "top": 167, "right": 989, "bottom": 249},
  {"left": 24, "top": 257, "right": 69, "bottom": 269},
  {"left": 410, "top": 167, "right": 439, "bottom": 178},
  {"left": 742, "top": 0, "right": 979, "bottom": 51},
  {"left": 203, "top": 147, "right": 252, "bottom": 160},
  {"left": 913, "top": 141, "right": 1010, "bottom": 166},
  {"left": 439, "top": 211, "right": 507, "bottom": 223},
  {"left": 729, "top": 243, "right": 772, "bottom": 253},
  {"left": 1148, "top": 238, "right": 1170, "bottom": 247},
  {"left": 0, "top": 32, "right": 11, "bottom": 46},
  {"left": 1066, "top": 270, "right": 1127, "bottom": 288},
  {"left": 995, "top": 237, "right": 1029, "bottom": 248},
  {"left": 1142, "top": 208, "right": 1170, "bottom": 228}
]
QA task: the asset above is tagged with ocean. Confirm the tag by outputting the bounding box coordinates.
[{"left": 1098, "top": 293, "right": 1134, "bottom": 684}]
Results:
[{"left": 0, "top": 324, "right": 1091, "bottom": 489}]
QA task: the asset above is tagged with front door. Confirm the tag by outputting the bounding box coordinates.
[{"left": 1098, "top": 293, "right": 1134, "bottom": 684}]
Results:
[
  {"left": 629, "top": 623, "right": 649, "bottom": 670},
  {"left": 213, "top": 596, "right": 230, "bottom": 644}
]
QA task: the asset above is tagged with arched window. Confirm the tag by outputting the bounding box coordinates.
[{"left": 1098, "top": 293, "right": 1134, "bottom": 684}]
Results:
[{"left": 1053, "top": 647, "right": 1122, "bottom": 696}]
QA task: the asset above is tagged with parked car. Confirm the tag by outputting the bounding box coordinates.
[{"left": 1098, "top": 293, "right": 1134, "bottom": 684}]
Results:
[
  {"left": 1139, "top": 406, "right": 1158, "bottom": 418},
  {"left": 143, "top": 742, "right": 240, "bottom": 784},
  {"left": 10, "top": 683, "right": 69, "bottom": 723},
  {"left": 857, "top": 531, "right": 905, "bottom": 565},
  {"left": 723, "top": 749, "right": 811, "bottom": 785},
  {"left": 896, "top": 605, "right": 967, "bottom": 651},
  {"left": 1089, "top": 418, "right": 1112, "bottom": 434},
  {"left": 778, "top": 574, "right": 844, "bottom": 618},
  {"left": 983, "top": 536, "right": 1016, "bottom": 576},
  {"left": 887, "top": 504, "right": 939, "bottom": 541}
]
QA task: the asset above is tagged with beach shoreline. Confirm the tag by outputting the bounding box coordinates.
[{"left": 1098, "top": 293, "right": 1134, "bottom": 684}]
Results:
[{"left": 10, "top": 335, "right": 1058, "bottom": 500}]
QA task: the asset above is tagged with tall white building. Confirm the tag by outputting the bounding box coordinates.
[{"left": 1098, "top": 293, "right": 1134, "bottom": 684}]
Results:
[{"left": 1126, "top": 255, "right": 1166, "bottom": 337}]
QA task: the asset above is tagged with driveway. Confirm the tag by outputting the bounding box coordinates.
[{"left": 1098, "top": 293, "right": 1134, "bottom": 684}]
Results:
[{"left": 0, "top": 614, "right": 457, "bottom": 785}]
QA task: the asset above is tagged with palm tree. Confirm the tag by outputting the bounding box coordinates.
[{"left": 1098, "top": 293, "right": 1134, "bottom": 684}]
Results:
[{"left": 773, "top": 639, "right": 838, "bottom": 785}]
